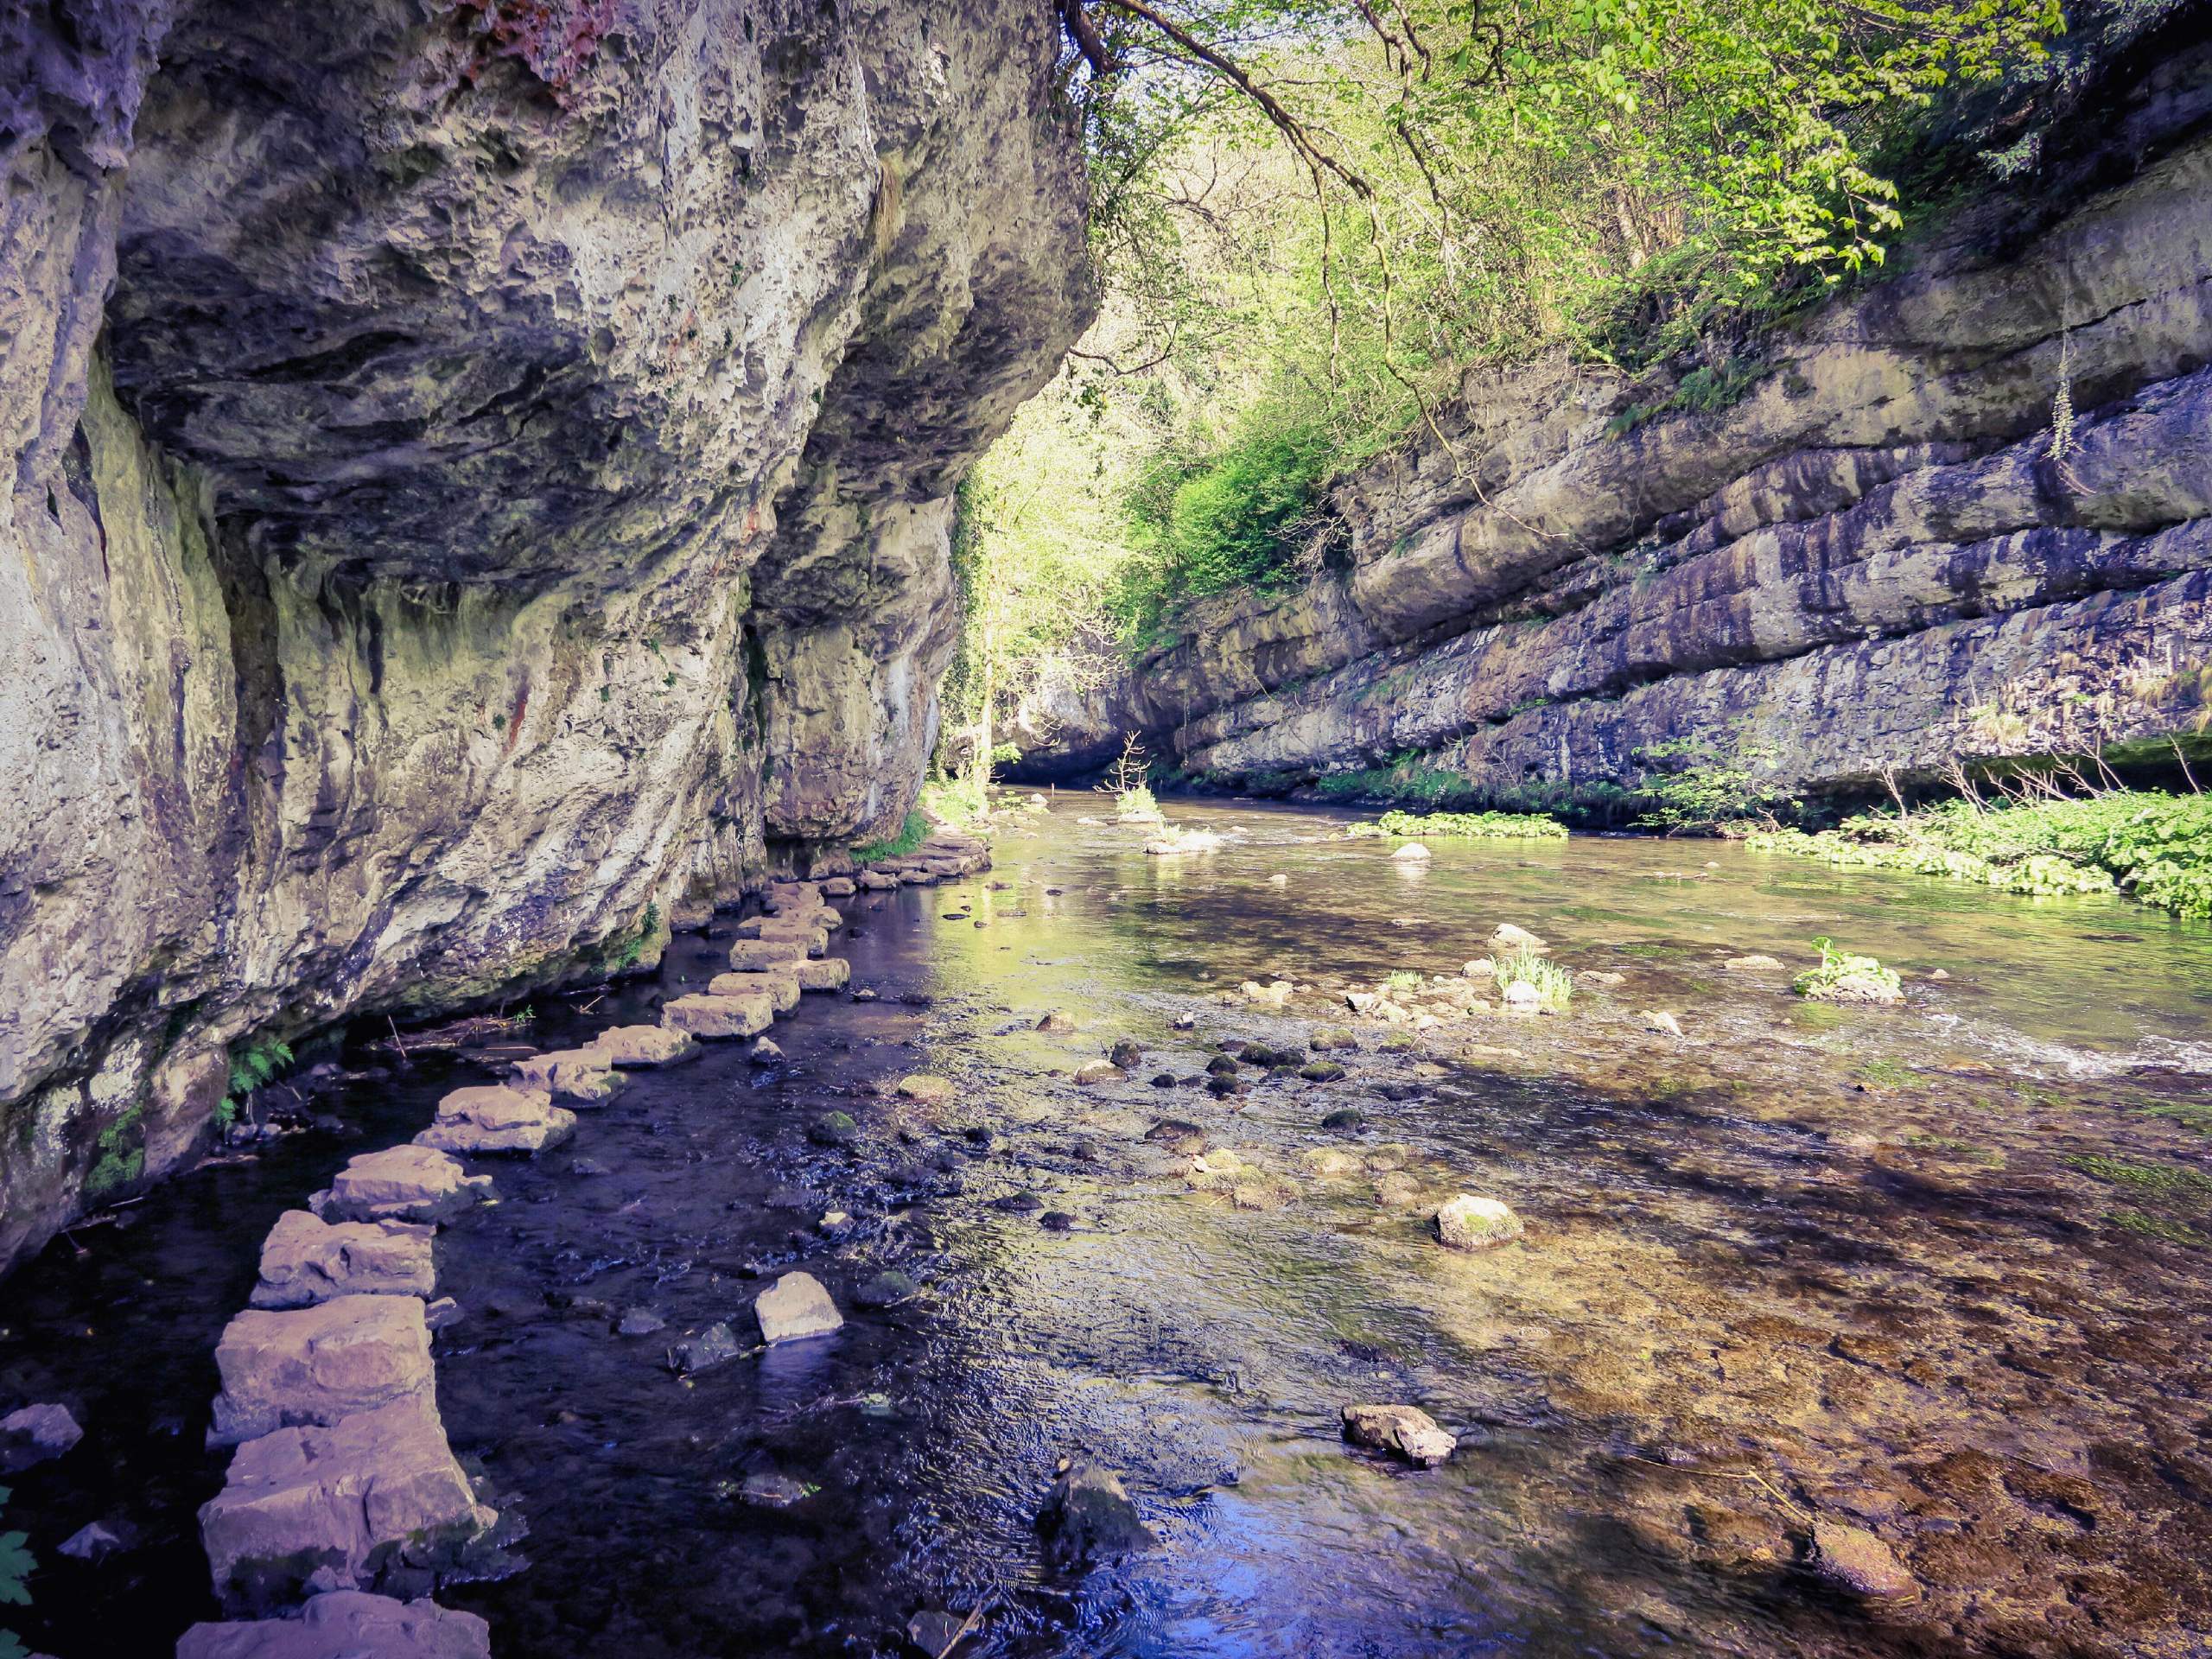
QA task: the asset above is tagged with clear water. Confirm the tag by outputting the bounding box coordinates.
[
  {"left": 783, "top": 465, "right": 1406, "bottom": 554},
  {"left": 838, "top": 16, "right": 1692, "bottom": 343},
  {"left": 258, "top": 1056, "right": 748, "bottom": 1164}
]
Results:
[{"left": 5, "top": 798, "right": 2210, "bottom": 1657}]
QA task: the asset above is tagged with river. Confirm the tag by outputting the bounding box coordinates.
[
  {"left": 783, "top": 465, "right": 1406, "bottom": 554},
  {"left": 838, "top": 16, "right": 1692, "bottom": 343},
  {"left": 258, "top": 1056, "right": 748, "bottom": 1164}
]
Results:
[{"left": 5, "top": 797, "right": 2210, "bottom": 1657}]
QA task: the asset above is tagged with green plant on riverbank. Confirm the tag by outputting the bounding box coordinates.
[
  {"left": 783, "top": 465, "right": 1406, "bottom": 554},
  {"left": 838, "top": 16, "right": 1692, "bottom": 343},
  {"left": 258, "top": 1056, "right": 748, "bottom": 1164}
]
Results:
[
  {"left": 605, "top": 903, "right": 661, "bottom": 974},
  {"left": 1314, "top": 755, "right": 1476, "bottom": 810},
  {"left": 1498, "top": 948, "right": 1574, "bottom": 1013},
  {"left": 1792, "top": 937, "right": 1903, "bottom": 1003},
  {"left": 1633, "top": 734, "right": 1788, "bottom": 835},
  {"left": 1373, "top": 810, "right": 1567, "bottom": 840},
  {"left": 1750, "top": 790, "right": 2212, "bottom": 919},
  {"left": 213, "top": 1033, "right": 296, "bottom": 1141},
  {"left": 854, "top": 811, "right": 930, "bottom": 863},
  {"left": 0, "top": 1484, "right": 31, "bottom": 1659}
]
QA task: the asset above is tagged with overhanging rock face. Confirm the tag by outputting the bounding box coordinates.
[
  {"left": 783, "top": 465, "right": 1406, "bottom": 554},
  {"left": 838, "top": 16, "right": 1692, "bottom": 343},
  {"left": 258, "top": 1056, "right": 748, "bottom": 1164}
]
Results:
[
  {"left": 1009, "top": 19, "right": 2212, "bottom": 802},
  {"left": 0, "top": 0, "right": 1093, "bottom": 1272}
]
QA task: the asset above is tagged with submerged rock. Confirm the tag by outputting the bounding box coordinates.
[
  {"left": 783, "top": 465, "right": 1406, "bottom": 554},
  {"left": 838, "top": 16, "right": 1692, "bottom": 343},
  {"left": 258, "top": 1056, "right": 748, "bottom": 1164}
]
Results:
[
  {"left": 1144, "top": 1119, "right": 1207, "bottom": 1153},
  {"left": 1390, "top": 843, "right": 1431, "bottom": 862},
  {"left": 1490, "top": 923, "right": 1548, "bottom": 951},
  {"left": 895, "top": 1075, "right": 957, "bottom": 1106},
  {"left": 199, "top": 1395, "right": 494, "bottom": 1605},
  {"left": 0, "top": 1402, "right": 82, "bottom": 1472},
  {"left": 855, "top": 1270, "right": 920, "bottom": 1309},
  {"left": 739, "top": 1472, "right": 813, "bottom": 1509},
  {"left": 1108, "top": 1039, "right": 1143, "bottom": 1068},
  {"left": 249, "top": 1211, "right": 435, "bottom": 1309},
  {"left": 1725, "top": 954, "right": 1786, "bottom": 972},
  {"left": 1434, "top": 1195, "right": 1524, "bottom": 1250},
  {"left": 1299, "top": 1060, "right": 1347, "bottom": 1082},
  {"left": 1341, "top": 1403, "right": 1457, "bottom": 1466},
  {"left": 1641, "top": 1010, "right": 1685, "bottom": 1036},
  {"left": 1809, "top": 1518, "right": 1918, "bottom": 1600},
  {"left": 208, "top": 1294, "right": 435, "bottom": 1446},
  {"left": 749, "top": 1037, "right": 785, "bottom": 1065},
  {"left": 616, "top": 1308, "right": 667, "bottom": 1338},
  {"left": 58, "top": 1520, "right": 124, "bottom": 1560},
  {"left": 668, "top": 1323, "right": 746, "bottom": 1374},
  {"left": 1320, "top": 1107, "right": 1366, "bottom": 1131},
  {"left": 176, "top": 1591, "right": 492, "bottom": 1659},
  {"left": 756, "top": 1271, "right": 843, "bottom": 1344},
  {"left": 808, "top": 1111, "right": 859, "bottom": 1147},
  {"left": 1039, "top": 1461, "right": 1155, "bottom": 1567}
]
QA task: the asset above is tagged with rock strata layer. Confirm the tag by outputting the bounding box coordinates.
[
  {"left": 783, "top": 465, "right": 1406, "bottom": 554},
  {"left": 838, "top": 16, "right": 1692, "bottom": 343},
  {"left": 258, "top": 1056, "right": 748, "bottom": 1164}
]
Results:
[{"left": 1008, "top": 26, "right": 2212, "bottom": 807}]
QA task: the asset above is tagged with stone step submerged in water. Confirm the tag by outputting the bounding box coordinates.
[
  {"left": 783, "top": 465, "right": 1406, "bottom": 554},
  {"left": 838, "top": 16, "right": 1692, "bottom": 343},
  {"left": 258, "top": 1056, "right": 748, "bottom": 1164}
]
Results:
[
  {"left": 177, "top": 1590, "right": 491, "bottom": 1659},
  {"left": 662, "top": 989, "right": 777, "bottom": 1039}
]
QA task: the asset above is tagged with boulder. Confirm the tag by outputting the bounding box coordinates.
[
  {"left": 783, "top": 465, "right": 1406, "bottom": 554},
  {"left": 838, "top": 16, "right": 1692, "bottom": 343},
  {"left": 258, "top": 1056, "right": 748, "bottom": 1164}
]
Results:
[
  {"left": 414, "top": 1085, "right": 576, "bottom": 1156},
  {"left": 199, "top": 1395, "right": 493, "bottom": 1603},
  {"left": 1039, "top": 1461, "right": 1154, "bottom": 1567},
  {"left": 662, "top": 991, "right": 775, "bottom": 1039},
  {"left": 1072, "top": 1060, "right": 1125, "bottom": 1085},
  {"left": 208, "top": 1294, "right": 435, "bottom": 1446},
  {"left": 506, "top": 1048, "right": 624, "bottom": 1099},
  {"left": 58, "top": 1520, "right": 124, "bottom": 1560},
  {"left": 178, "top": 1592, "right": 492, "bottom": 1659},
  {"left": 250, "top": 1211, "right": 436, "bottom": 1309},
  {"left": 793, "top": 957, "right": 851, "bottom": 992},
  {"left": 1308, "top": 1026, "right": 1358, "bottom": 1051},
  {"left": 1726, "top": 953, "right": 1787, "bottom": 971},
  {"left": 1390, "top": 843, "right": 1431, "bottom": 861},
  {"left": 1490, "top": 923, "right": 1549, "bottom": 951},
  {"left": 1300, "top": 1147, "right": 1360, "bottom": 1177},
  {"left": 859, "top": 870, "right": 899, "bottom": 891},
  {"left": 733, "top": 915, "right": 829, "bottom": 955},
  {"left": 711, "top": 970, "right": 800, "bottom": 1014},
  {"left": 728, "top": 938, "right": 810, "bottom": 971},
  {"left": 855, "top": 1270, "right": 919, "bottom": 1308},
  {"left": 316, "top": 1147, "right": 493, "bottom": 1225},
  {"left": 749, "top": 1037, "right": 785, "bottom": 1065},
  {"left": 0, "top": 1402, "right": 83, "bottom": 1471},
  {"left": 1299, "top": 1061, "right": 1347, "bottom": 1082},
  {"left": 1809, "top": 1518, "right": 1918, "bottom": 1600},
  {"left": 1641, "top": 1010, "right": 1685, "bottom": 1036},
  {"left": 755, "top": 1271, "right": 843, "bottom": 1344},
  {"left": 1342, "top": 1403, "right": 1457, "bottom": 1466},
  {"left": 820, "top": 877, "right": 857, "bottom": 899},
  {"left": 592, "top": 1025, "right": 698, "bottom": 1066},
  {"left": 1107, "top": 1039, "right": 1142, "bottom": 1068},
  {"left": 1435, "top": 1194, "right": 1524, "bottom": 1250}
]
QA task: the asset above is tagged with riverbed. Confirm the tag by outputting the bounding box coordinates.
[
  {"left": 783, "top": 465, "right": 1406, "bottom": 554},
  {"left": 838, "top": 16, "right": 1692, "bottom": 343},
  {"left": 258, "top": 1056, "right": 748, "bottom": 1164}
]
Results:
[{"left": 5, "top": 798, "right": 2210, "bottom": 1657}]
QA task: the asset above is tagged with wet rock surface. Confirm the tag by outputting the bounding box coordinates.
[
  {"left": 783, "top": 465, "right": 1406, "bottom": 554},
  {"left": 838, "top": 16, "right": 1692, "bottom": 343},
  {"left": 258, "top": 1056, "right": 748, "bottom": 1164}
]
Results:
[
  {"left": 176, "top": 1591, "right": 492, "bottom": 1659},
  {"left": 207, "top": 1295, "right": 435, "bottom": 1446},
  {"left": 248, "top": 1212, "right": 436, "bottom": 1310}
]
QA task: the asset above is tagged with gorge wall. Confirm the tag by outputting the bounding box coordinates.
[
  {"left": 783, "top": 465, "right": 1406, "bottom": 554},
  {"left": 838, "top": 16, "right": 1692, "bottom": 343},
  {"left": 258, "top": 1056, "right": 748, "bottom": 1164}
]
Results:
[
  {"left": 0, "top": 0, "right": 1092, "bottom": 1272},
  {"left": 1012, "top": 18, "right": 2212, "bottom": 810}
]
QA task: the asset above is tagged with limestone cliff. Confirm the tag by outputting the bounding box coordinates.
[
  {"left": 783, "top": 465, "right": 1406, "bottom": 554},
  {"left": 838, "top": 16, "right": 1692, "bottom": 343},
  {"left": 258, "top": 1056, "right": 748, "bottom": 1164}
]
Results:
[
  {"left": 1011, "top": 16, "right": 2212, "bottom": 806},
  {"left": 0, "top": 0, "right": 1091, "bottom": 1272}
]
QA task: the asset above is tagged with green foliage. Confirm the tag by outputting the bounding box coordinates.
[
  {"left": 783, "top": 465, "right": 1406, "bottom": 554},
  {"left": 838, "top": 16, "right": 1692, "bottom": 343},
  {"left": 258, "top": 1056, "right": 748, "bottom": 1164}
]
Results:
[
  {"left": 1791, "top": 936, "right": 1902, "bottom": 1002},
  {"left": 1383, "top": 969, "right": 1423, "bottom": 993},
  {"left": 1315, "top": 753, "right": 1479, "bottom": 809},
  {"left": 1375, "top": 809, "right": 1567, "bottom": 840},
  {"left": 921, "top": 773, "right": 992, "bottom": 830},
  {"left": 1605, "top": 354, "right": 1769, "bottom": 436},
  {"left": 1, "top": 1484, "right": 33, "bottom": 1657},
  {"left": 1498, "top": 947, "right": 1574, "bottom": 1012},
  {"left": 606, "top": 903, "right": 661, "bottom": 974},
  {"left": 228, "top": 1037, "right": 293, "bottom": 1098},
  {"left": 1750, "top": 790, "right": 2212, "bottom": 918},
  {"left": 854, "top": 811, "right": 931, "bottom": 863},
  {"left": 86, "top": 1100, "right": 147, "bottom": 1197},
  {"left": 2070, "top": 1154, "right": 2212, "bottom": 1196},
  {"left": 1633, "top": 734, "right": 1786, "bottom": 834},
  {"left": 1116, "top": 784, "right": 1162, "bottom": 823}
]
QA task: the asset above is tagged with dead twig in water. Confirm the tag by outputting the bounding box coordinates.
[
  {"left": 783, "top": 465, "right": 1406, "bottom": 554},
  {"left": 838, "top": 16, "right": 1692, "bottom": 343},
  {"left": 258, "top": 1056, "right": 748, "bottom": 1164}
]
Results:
[
  {"left": 1618, "top": 1453, "right": 1815, "bottom": 1525},
  {"left": 387, "top": 1016, "right": 410, "bottom": 1059},
  {"left": 578, "top": 995, "right": 604, "bottom": 1015},
  {"left": 932, "top": 1600, "right": 988, "bottom": 1659}
]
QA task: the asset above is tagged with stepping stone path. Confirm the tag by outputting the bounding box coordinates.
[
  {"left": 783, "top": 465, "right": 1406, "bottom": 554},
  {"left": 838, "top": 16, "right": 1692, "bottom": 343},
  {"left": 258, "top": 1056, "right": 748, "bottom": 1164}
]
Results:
[{"left": 180, "top": 830, "right": 988, "bottom": 1652}]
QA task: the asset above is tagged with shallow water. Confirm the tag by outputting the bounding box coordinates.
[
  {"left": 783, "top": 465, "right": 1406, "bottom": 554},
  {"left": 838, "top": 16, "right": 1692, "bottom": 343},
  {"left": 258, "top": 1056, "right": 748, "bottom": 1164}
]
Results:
[{"left": 5, "top": 798, "right": 2211, "bottom": 1657}]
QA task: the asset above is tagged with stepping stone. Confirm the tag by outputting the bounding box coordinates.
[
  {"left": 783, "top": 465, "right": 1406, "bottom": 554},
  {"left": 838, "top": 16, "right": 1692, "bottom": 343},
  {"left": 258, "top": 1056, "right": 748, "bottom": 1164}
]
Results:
[
  {"left": 590, "top": 1025, "right": 697, "bottom": 1066},
  {"left": 662, "top": 990, "right": 774, "bottom": 1039},
  {"left": 792, "top": 957, "right": 849, "bottom": 992},
  {"left": 178, "top": 1591, "right": 492, "bottom": 1659},
  {"left": 315, "top": 1146, "right": 493, "bottom": 1225},
  {"left": 250, "top": 1211, "right": 435, "bottom": 1309},
  {"left": 732, "top": 915, "right": 828, "bottom": 954},
  {"left": 414, "top": 1085, "right": 576, "bottom": 1155},
  {"left": 820, "top": 877, "right": 856, "bottom": 899},
  {"left": 199, "top": 1395, "right": 493, "bottom": 1605},
  {"left": 709, "top": 970, "right": 799, "bottom": 1014},
  {"left": 728, "top": 938, "right": 809, "bottom": 971},
  {"left": 754, "top": 1271, "right": 842, "bottom": 1344},
  {"left": 507, "top": 1049, "right": 626, "bottom": 1100},
  {"left": 208, "top": 1294, "right": 435, "bottom": 1446},
  {"left": 857, "top": 871, "right": 898, "bottom": 891}
]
